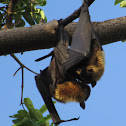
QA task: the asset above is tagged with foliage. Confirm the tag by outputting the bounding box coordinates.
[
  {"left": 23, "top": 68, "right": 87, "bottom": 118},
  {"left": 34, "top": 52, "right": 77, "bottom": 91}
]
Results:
[
  {"left": 114, "top": 0, "right": 124, "bottom": 5},
  {"left": 0, "top": 0, "right": 47, "bottom": 29},
  {"left": 10, "top": 98, "right": 57, "bottom": 126},
  {"left": 120, "top": 1, "right": 126, "bottom": 7},
  {"left": 0, "top": 1, "right": 53, "bottom": 125},
  {"left": 114, "top": 0, "right": 126, "bottom": 7}
]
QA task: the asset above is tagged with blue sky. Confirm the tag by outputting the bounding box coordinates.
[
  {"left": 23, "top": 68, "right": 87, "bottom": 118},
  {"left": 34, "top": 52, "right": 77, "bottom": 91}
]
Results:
[{"left": 1, "top": 0, "right": 126, "bottom": 126}]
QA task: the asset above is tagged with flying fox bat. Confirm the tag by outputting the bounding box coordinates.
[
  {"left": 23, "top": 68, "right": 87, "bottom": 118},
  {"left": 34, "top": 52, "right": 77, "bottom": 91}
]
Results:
[
  {"left": 35, "top": 0, "right": 105, "bottom": 124},
  {"left": 35, "top": 25, "right": 90, "bottom": 124}
]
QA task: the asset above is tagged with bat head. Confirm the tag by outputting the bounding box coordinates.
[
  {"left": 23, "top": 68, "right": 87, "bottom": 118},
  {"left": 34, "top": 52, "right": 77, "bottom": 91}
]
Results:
[{"left": 80, "top": 51, "right": 105, "bottom": 84}]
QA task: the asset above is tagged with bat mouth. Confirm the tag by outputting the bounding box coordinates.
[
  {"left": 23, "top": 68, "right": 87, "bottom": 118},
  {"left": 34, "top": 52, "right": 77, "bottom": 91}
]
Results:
[
  {"left": 80, "top": 66, "right": 93, "bottom": 83},
  {"left": 80, "top": 72, "right": 94, "bottom": 84}
]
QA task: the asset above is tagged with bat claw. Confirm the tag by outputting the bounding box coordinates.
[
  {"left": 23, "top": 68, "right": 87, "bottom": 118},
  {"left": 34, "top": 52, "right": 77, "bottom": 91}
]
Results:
[{"left": 54, "top": 117, "right": 80, "bottom": 125}]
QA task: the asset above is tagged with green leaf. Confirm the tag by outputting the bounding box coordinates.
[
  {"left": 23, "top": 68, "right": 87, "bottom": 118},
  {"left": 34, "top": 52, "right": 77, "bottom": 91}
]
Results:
[
  {"left": 36, "top": 0, "right": 47, "bottom": 6},
  {"left": 15, "top": 19, "right": 25, "bottom": 27},
  {"left": 39, "top": 101, "right": 56, "bottom": 114},
  {"left": 38, "top": 9, "right": 46, "bottom": 20},
  {"left": 39, "top": 104, "right": 48, "bottom": 114},
  {"left": 34, "top": 114, "right": 52, "bottom": 126},
  {"left": 50, "top": 122, "right": 57, "bottom": 126},
  {"left": 31, "top": 120, "right": 40, "bottom": 126},
  {"left": 44, "top": 114, "right": 52, "bottom": 122},
  {"left": 24, "top": 98, "right": 34, "bottom": 111},
  {"left": 12, "top": 117, "right": 33, "bottom": 126},
  {"left": 23, "top": 11, "right": 35, "bottom": 25},
  {"left": 24, "top": 98, "right": 44, "bottom": 121},
  {"left": 0, "top": 6, "right": 6, "bottom": 12},
  {"left": 43, "top": 121, "right": 49, "bottom": 126},
  {"left": 33, "top": 13, "right": 42, "bottom": 24},
  {"left": 33, "top": 9, "right": 47, "bottom": 23},
  {"left": 0, "top": 0, "right": 9, "bottom": 4},
  {"left": 120, "top": 1, "right": 126, "bottom": 7},
  {"left": 15, "top": 1, "right": 25, "bottom": 11},
  {"left": 24, "top": 99, "right": 43, "bottom": 121},
  {"left": 0, "top": 12, "right": 3, "bottom": 22},
  {"left": 50, "top": 122, "right": 54, "bottom": 126},
  {"left": 122, "top": 40, "right": 126, "bottom": 42},
  {"left": 29, "top": 109, "right": 43, "bottom": 121},
  {"left": 42, "top": 115, "right": 51, "bottom": 126},
  {"left": 30, "top": 0, "right": 46, "bottom": 6},
  {"left": 115, "top": 0, "right": 124, "bottom": 5},
  {"left": 22, "top": 0, "right": 30, "bottom": 5},
  {"left": 10, "top": 110, "right": 30, "bottom": 124},
  {"left": 13, "top": 13, "right": 25, "bottom": 27},
  {"left": 39, "top": 120, "right": 49, "bottom": 126},
  {"left": 10, "top": 98, "right": 53, "bottom": 126},
  {"left": 13, "top": 13, "right": 23, "bottom": 19},
  {"left": 36, "top": 119, "right": 47, "bottom": 126}
]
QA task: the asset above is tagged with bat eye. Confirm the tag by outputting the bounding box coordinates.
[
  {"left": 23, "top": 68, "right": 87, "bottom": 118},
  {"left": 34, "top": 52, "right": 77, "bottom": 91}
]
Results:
[{"left": 87, "top": 68, "right": 93, "bottom": 73}]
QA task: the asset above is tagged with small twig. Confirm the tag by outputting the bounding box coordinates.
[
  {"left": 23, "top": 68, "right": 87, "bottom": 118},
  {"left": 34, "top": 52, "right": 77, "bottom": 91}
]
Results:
[
  {"left": 10, "top": 53, "right": 38, "bottom": 107},
  {"left": 35, "top": 51, "right": 53, "bottom": 62},
  {"left": 23, "top": 65, "right": 38, "bottom": 75},
  {"left": 13, "top": 67, "right": 21, "bottom": 76},
  {"left": 10, "top": 54, "right": 38, "bottom": 75},
  {"left": 20, "top": 67, "right": 25, "bottom": 109}
]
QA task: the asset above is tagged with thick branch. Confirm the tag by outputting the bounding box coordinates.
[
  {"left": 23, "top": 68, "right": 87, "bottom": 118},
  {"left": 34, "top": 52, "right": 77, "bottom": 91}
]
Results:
[{"left": 0, "top": 16, "right": 126, "bottom": 55}]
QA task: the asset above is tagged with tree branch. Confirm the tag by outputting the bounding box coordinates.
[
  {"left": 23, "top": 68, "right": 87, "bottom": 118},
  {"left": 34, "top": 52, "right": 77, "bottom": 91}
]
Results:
[
  {"left": 2, "top": 0, "right": 18, "bottom": 29},
  {"left": 11, "top": 54, "right": 38, "bottom": 74},
  {"left": 0, "top": 16, "right": 126, "bottom": 55},
  {"left": 59, "top": 0, "right": 95, "bottom": 27}
]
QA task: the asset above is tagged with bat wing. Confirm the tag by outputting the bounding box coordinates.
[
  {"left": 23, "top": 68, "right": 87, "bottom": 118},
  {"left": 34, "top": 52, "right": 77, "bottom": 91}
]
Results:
[
  {"left": 53, "top": 45, "right": 69, "bottom": 79},
  {"left": 63, "top": 1, "right": 93, "bottom": 71},
  {"left": 35, "top": 70, "right": 61, "bottom": 124},
  {"left": 53, "top": 26, "right": 70, "bottom": 78}
]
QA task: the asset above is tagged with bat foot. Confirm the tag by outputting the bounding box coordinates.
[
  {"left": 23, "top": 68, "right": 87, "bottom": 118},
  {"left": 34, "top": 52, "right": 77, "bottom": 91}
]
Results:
[{"left": 54, "top": 117, "right": 80, "bottom": 125}]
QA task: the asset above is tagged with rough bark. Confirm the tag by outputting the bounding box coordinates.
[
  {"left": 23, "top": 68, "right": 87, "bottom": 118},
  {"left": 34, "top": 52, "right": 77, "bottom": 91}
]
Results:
[{"left": 0, "top": 16, "right": 126, "bottom": 55}]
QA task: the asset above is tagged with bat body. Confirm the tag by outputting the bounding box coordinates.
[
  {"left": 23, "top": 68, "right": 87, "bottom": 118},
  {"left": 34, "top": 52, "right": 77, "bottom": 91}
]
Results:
[
  {"left": 35, "top": 25, "right": 90, "bottom": 124},
  {"left": 35, "top": 0, "right": 105, "bottom": 124},
  {"left": 48, "top": 25, "right": 91, "bottom": 104}
]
